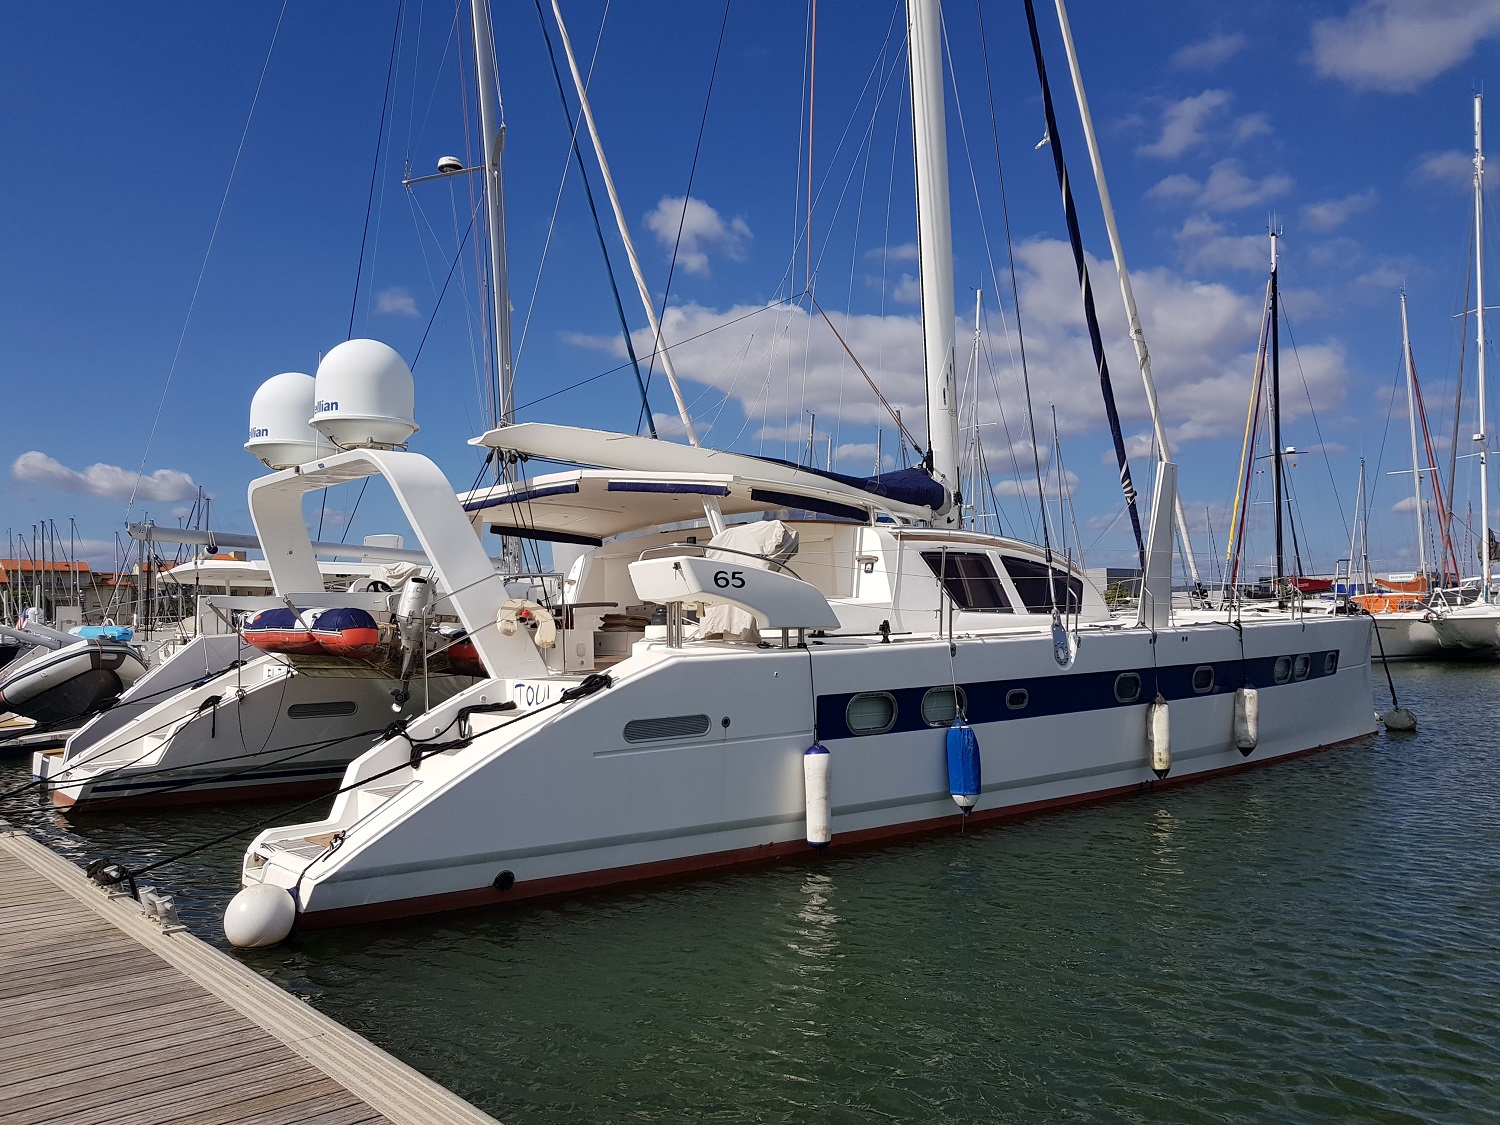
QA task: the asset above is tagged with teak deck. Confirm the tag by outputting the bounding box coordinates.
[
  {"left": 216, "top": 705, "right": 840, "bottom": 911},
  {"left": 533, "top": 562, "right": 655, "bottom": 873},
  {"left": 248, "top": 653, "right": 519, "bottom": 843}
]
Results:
[{"left": 0, "top": 829, "right": 500, "bottom": 1125}]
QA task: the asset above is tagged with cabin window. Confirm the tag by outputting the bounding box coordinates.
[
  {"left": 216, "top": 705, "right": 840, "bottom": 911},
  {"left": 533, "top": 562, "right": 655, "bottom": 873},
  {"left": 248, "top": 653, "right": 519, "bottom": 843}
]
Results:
[
  {"left": 1324, "top": 652, "right": 1339, "bottom": 676},
  {"left": 921, "top": 686, "right": 966, "bottom": 726},
  {"left": 1114, "top": 673, "right": 1142, "bottom": 704},
  {"left": 623, "top": 714, "right": 712, "bottom": 743},
  {"left": 288, "top": 701, "right": 357, "bottom": 719},
  {"left": 846, "top": 693, "right": 898, "bottom": 735},
  {"left": 1000, "top": 556, "right": 1084, "bottom": 614},
  {"left": 1192, "top": 666, "right": 1215, "bottom": 694},
  {"left": 1274, "top": 656, "right": 1292, "bottom": 685},
  {"left": 1006, "top": 688, "right": 1029, "bottom": 711},
  {"left": 921, "top": 551, "right": 1013, "bottom": 611},
  {"left": 1293, "top": 654, "right": 1311, "bottom": 681}
]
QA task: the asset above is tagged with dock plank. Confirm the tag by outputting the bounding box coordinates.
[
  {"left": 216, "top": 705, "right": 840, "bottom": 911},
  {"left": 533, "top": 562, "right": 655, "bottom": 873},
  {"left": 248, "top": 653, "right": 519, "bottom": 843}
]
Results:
[{"left": 0, "top": 830, "right": 500, "bottom": 1125}]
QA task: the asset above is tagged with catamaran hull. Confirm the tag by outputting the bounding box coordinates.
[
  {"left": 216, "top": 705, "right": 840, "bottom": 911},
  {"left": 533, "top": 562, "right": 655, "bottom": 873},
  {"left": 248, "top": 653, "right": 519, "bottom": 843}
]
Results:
[
  {"left": 244, "top": 614, "right": 1375, "bottom": 928},
  {"left": 1370, "top": 612, "right": 1447, "bottom": 660},
  {"left": 1429, "top": 608, "right": 1500, "bottom": 655},
  {"left": 41, "top": 644, "right": 468, "bottom": 811}
]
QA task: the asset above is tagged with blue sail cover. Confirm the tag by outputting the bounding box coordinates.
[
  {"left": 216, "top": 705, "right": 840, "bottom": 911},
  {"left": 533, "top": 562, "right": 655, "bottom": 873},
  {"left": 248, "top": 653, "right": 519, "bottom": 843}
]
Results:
[{"left": 761, "top": 458, "right": 946, "bottom": 511}]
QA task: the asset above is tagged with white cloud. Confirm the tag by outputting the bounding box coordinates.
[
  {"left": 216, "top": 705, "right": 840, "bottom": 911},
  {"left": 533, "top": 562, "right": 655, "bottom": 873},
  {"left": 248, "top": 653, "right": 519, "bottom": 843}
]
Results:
[
  {"left": 1173, "top": 215, "right": 1270, "bottom": 272},
  {"left": 643, "top": 196, "right": 751, "bottom": 276},
  {"left": 12, "top": 452, "right": 202, "bottom": 502},
  {"left": 1138, "top": 90, "right": 1232, "bottom": 158},
  {"left": 1301, "top": 189, "right": 1377, "bottom": 231},
  {"left": 562, "top": 238, "right": 1352, "bottom": 472},
  {"left": 1310, "top": 0, "right": 1500, "bottom": 93},
  {"left": 1411, "top": 150, "right": 1481, "bottom": 192},
  {"left": 866, "top": 242, "right": 919, "bottom": 263},
  {"left": 375, "top": 287, "right": 418, "bottom": 317},
  {"left": 1148, "top": 159, "right": 1293, "bottom": 212},
  {"left": 892, "top": 274, "right": 922, "bottom": 304},
  {"left": 1392, "top": 496, "right": 1419, "bottom": 513},
  {"left": 993, "top": 469, "right": 1080, "bottom": 498},
  {"left": 1172, "top": 33, "right": 1247, "bottom": 71}
]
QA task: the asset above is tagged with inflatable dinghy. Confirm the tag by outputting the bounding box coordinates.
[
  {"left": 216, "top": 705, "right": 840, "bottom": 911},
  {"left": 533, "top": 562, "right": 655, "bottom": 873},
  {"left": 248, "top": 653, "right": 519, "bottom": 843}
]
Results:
[{"left": 0, "top": 638, "right": 147, "bottom": 725}]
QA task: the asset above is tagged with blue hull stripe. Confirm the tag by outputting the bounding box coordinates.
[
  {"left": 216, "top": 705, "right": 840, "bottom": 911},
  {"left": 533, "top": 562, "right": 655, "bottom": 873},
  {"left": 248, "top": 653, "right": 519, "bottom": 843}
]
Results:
[
  {"left": 815, "top": 650, "right": 1339, "bottom": 741},
  {"left": 88, "top": 761, "right": 349, "bottom": 796}
]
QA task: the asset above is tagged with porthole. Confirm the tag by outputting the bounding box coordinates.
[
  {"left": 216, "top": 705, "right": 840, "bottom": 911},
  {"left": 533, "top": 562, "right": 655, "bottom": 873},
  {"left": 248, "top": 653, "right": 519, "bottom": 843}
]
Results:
[
  {"left": 1324, "top": 651, "right": 1339, "bottom": 675},
  {"left": 1274, "top": 656, "right": 1292, "bottom": 685},
  {"left": 846, "top": 692, "right": 897, "bottom": 735},
  {"left": 1114, "top": 673, "right": 1142, "bottom": 704},
  {"left": 1192, "top": 665, "right": 1215, "bottom": 694},
  {"left": 921, "top": 686, "right": 966, "bottom": 726},
  {"left": 1006, "top": 688, "right": 1029, "bottom": 711},
  {"left": 1293, "top": 654, "right": 1310, "bottom": 681}
]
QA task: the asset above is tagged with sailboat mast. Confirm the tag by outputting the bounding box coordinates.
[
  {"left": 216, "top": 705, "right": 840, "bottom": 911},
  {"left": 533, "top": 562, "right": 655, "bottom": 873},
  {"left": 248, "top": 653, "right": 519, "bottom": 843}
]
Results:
[
  {"left": 1051, "top": 0, "right": 1201, "bottom": 589},
  {"left": 470, "top": 0, "right": 512, "bottom": 428},
  {"left": 1475, "top": 92, "right": 1491, "bottom": 598},
  {"left": 1400, "top": 292, "right": 1428, "bottom": 581},
  {"left": 907, "top": 0, "right": 961, "bottom": 527},
  {"left": 1269, "top": 231, "right": 1285, "bottom": 600}
]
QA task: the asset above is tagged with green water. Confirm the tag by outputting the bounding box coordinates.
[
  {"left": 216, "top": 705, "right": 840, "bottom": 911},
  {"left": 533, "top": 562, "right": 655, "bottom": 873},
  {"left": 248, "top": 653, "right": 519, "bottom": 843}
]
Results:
[{"left": 5, "top": 662, "right": 1499, "bottom": 1122}]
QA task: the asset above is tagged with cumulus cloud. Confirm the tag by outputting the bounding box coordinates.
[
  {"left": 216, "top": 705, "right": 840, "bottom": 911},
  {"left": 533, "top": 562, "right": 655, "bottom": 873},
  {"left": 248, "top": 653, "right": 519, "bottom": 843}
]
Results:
[
  {"left": 1148, "top": 159, "right": 1293, "bottom": 212},
  {"left": 1301, "top": 189, "right": 1377, "bottom": 231},
  {"left": 1411, "top": 150, "right": 1488, "bottom": 193},
  {"left": 1310, "top": 0, "right": 1500, "bottom": 93},
  {"left": 1138, "top": 90, "right": 1232, "bottom": 158},
  {"left": 1172, "top": 33, "right": 1247, "bottom": 70},
  {"left": 1173, "top": 215, "right": 1271, "bottom": 272},
  {"left": 644, "top": 196, "right": 751, "bottom": 276},
  {"left": 866, "top": 242, "right": 920, "bottom": 262},
  {"left": 560, "top": 238, "right": 1351, "bottom": 477},
  {"left": 375, "top": 287, "right": 418, "bottom": 317},
  {"left": 12, "top": 452, "right": 202, "bottom": 502}
]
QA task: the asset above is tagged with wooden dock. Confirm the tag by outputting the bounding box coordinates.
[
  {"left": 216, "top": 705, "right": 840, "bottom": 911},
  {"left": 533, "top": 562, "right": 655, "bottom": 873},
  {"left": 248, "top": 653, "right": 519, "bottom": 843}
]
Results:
[{"left": 0, "top": 827, "right": 500, "bottom": 1125}]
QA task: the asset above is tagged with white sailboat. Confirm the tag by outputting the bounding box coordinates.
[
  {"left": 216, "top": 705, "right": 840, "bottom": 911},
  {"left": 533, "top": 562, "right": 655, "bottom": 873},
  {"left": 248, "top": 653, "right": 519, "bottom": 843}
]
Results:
[
  {"left": 1430, "top": 94, "right": 1500, "bottom": 655},
  {"left": 223, "top": 0, "right": 1376, "bottom": 945}
]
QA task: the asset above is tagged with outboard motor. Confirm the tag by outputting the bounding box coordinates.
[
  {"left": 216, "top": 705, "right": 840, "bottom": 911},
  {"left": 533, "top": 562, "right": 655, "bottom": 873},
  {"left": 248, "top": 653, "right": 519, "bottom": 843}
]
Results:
[{"left": 391, "top": 576, "right": 434, "bottom": 707}]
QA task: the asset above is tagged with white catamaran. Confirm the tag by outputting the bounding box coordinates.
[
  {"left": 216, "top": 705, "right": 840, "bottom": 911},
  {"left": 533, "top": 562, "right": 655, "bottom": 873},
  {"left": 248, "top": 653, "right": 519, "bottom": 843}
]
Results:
[{"left": 222, "top": 0, "right": 1376, "bottom": 945}]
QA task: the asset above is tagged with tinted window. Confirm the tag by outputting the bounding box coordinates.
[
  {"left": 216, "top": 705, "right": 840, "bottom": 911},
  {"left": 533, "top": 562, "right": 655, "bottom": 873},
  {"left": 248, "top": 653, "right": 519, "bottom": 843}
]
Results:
[
  {"left": 1293, "top": 654, "right": 1310, "bottom": 681},
  {"left": 1006, "top": 688, "right": 1029, "bottom": 711},
  {"left": 1324, "top": 652, "right": 1339, "bottom": 675},
  {"left": 1192, "top": 666, "right": 1215, "bottom": 694},
  {"left": 847, "top": 693, "right": 897, "bottom": 735},
  {"left": 1115, "top": 673, "right": 1141, "bottom": 703},
  {"left": 921, "top": 686, "right": 966, "bottom": 726},
  {"left": 922, "top": 551, "right": 1013, "bottom": 611},
  {"left": 1274, "top": 656, "right": 1292, "bottom": 684},
  {"left": 1001, "top": 555, "right": 1084, "bottom": 613}
]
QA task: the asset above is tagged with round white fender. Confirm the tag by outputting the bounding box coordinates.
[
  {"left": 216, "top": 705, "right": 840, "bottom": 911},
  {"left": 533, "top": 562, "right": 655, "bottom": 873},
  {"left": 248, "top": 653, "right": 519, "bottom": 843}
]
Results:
[
  {"left": 1234, "top": 686, "right": 1259, "bottom": 755},
  {"left": 497, "top": 599, "right": 557, "bottom": 650},
  {"left": 224, "top": 884, "right": 296, "bottom": 948},
  {"left": 1147, "top": 694, "right": 1171, "bottom": 779},
  {"left": 803, "top": 743, "right": 831, "bottom": 848}
]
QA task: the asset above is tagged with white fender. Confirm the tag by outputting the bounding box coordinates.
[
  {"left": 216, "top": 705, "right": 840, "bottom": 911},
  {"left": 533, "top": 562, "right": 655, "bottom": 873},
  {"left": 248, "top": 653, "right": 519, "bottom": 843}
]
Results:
[
  {"left": 803, "top": 744, "right": 831, "bottom": 848},
  {"left": 1234, "top": 686, "right": 1259, "bottom": 755},
  {"left": 1147, "top": 694, "right": 1171, "bottom": 779}
]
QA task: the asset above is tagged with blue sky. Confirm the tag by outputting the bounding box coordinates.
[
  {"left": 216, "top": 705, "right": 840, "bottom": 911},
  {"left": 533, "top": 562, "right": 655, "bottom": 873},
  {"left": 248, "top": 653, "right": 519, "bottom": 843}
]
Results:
[{"left": 3, "top": 1, "right": 1498, "bottom": 584}]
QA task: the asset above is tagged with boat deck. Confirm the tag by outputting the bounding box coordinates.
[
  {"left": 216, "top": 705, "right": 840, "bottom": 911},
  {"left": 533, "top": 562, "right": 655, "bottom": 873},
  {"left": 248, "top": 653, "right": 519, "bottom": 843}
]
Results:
[{"left": 0, "top": 828, "right": 500, "bottom": 1125}]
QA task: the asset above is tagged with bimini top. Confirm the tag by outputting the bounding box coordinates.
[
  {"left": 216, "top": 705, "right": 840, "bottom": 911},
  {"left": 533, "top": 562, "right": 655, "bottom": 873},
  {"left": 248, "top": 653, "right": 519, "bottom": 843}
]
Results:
[{"left": 468, "top": 422, "right": 945, "bottom": 545}]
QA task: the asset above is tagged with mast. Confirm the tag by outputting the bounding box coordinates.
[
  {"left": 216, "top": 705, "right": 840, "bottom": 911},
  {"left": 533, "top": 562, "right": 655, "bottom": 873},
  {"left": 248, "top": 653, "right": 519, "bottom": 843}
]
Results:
[
  {"left": 1269, "top": 231, "right": 1286, "bottom": 602},
  {"left": 550, "top": 0, "right": 703, "bottom": 450},
  {"left": 1400, "top": 292, "right": 1428, "bottom": 581},
  {"left": 1051, "top": 0, "right": 1201, "bottom": 588},
  {"left": 1476, "top": 92, "right": 1491, "bottom": 598},
  {"left": 907, "top": 0, "right": 961, "bottom": 527},
  {"left": 469, "top": 0, "right": 512, "bottom": 428}
]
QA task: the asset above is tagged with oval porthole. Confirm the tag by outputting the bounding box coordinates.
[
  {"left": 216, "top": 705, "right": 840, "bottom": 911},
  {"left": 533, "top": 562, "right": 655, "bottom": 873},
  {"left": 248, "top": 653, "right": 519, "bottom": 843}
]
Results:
[
  {"left": 1274, "top": 656, "right": 1292, "bottom": 685},
  {"left": 1192, "top": 665, "right": 1215, "bottom": 694},
  {"left": 1114, "top": 673, "right": 1142, "bottom": 704},
  {"left": 1324, "top": 651, "right": 1339, "bottom": 676},
  {"left": 846, "top": 692, "right": 897, "bottom": 735},
  {"left": 1293, "top": 654, "right": 1310, "bottom": 681},
  {"left": 1006, "top": 688, "right": 1029, "bottom": 711},
  {"left": 921, "top": 686, "right": 966, "bottom": 726}
]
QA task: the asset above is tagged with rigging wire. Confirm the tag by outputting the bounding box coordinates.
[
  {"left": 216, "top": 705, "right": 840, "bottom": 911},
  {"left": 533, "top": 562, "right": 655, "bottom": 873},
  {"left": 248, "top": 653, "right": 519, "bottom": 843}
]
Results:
[{"left": 124, "top": 0, "right": 290, "bottom": 524}]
